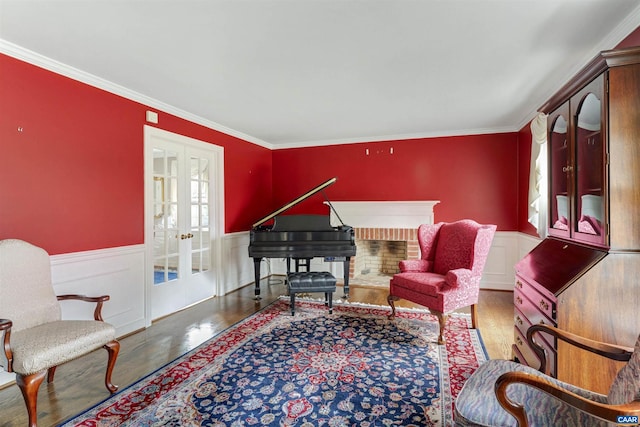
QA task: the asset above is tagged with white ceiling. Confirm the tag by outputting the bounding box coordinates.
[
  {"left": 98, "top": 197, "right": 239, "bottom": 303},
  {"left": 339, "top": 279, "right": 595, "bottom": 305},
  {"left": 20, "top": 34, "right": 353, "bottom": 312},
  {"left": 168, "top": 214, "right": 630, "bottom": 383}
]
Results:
[{"left": 1, "top": 0, "right": 640, "bottom": 149}]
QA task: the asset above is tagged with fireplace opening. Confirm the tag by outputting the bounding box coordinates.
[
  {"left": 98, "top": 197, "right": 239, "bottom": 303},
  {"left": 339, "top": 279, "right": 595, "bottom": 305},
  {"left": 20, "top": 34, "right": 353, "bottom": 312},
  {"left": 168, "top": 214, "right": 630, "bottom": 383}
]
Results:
[
  {"left": 346, "top": 227, "right": 419, "bottom": 288},
  {"left": 352, "top": 239, "right": 407, "bottom": 286}
]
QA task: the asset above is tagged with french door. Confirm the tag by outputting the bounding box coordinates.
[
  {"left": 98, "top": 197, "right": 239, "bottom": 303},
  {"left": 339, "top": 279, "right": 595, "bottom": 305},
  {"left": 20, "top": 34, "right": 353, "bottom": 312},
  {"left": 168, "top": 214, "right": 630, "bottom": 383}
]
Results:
[{"left": 144, "top": 126, "right": 223, "bottom": 322}]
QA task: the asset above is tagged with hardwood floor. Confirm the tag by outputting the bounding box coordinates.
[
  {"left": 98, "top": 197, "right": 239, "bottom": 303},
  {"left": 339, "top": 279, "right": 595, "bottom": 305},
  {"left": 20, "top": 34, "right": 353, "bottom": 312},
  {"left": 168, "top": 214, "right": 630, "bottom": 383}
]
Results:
[{"left": 0, "top": 278, "right": 513, "bottom": 427}]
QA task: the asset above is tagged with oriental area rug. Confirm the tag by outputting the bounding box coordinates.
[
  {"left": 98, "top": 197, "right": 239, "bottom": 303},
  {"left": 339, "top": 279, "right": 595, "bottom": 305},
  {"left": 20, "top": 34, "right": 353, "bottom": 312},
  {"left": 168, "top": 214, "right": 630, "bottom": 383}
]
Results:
[{"left": 60, "top": 298, "right": 487, "bottom": 427}]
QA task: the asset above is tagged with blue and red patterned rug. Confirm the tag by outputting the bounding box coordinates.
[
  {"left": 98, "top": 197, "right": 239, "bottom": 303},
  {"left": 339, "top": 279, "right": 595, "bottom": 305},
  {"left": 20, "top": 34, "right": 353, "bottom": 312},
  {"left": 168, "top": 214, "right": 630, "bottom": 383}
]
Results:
[{"left": 60, "top": 297, "right": 487, "bottom": 426}]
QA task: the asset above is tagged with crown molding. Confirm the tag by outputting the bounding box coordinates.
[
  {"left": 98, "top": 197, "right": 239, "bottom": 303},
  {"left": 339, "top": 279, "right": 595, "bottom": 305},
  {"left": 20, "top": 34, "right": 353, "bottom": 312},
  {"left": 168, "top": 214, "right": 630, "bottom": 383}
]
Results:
[
  {"left": 0, "top": 39, "right": 274, "bottom": 150},
  {"left": 272, "top": 126, "right": 518, "bottom": 150}
]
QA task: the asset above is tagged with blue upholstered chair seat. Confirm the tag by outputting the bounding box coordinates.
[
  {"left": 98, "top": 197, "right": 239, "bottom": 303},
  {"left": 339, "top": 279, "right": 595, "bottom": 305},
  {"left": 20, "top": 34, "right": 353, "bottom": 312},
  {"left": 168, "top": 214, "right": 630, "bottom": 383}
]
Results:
[{"left": 455, "top": 359, "right": 612, "bottom": 426}]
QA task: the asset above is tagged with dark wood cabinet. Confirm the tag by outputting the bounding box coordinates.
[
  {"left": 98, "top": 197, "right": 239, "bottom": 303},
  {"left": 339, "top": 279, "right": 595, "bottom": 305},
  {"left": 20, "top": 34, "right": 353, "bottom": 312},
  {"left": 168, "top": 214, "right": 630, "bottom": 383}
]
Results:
[
  {"left": 514, "top": 238, "right": 606, "bottom": 378},
  {"left": 513, "top": 274, "right": 557, "bottom": 375},
  {"left": 547, "top": 77, "right": 607, "bottom": 248},
  {"left": 515, "top": 46, "right": 640, "bottom": 394}
]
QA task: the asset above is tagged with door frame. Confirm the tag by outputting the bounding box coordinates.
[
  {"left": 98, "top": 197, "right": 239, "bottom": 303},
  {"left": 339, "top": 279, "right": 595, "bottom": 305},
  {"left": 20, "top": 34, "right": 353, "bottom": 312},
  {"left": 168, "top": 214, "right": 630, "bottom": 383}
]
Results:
[{"left": 143, "top": 125, "right": 225, "bottom": 326}]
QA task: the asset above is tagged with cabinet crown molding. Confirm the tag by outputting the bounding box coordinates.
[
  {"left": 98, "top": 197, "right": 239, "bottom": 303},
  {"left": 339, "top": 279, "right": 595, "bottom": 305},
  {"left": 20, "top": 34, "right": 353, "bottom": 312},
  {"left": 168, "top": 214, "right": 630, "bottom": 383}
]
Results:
[{"left": 540, "top": 46, "right": 640, "bottom": 114}]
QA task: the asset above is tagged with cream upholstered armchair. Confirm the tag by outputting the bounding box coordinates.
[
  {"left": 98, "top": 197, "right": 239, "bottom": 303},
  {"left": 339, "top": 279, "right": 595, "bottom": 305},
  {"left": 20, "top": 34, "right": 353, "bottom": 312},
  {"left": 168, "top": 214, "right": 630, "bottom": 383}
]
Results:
[
  {"left": 0, "top": 239, "right": 119, "bottom": 427},
  {"left": 455, "top": 324, "right": 640, "bottom": 426},
  {"left": 388, "top": 219, "right": 496, "bottom": 344}
]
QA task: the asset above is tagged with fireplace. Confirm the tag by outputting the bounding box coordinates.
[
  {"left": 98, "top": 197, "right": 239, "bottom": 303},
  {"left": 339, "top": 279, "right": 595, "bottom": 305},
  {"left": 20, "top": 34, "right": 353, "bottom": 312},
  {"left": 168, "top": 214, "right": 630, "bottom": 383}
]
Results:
[
  {"left": 327, "top": 201, "right": 439, "bottom": 286},
  {"left": 351, "top": 227, "right": 418, "bottom": 285}
]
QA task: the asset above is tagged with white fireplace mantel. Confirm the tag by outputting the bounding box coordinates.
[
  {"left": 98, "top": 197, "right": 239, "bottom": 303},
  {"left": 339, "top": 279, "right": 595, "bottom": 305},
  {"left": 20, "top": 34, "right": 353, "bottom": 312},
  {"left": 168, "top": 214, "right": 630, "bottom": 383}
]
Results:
[{"left": 326, "top": 201, "right": 440, "bottom": 229}]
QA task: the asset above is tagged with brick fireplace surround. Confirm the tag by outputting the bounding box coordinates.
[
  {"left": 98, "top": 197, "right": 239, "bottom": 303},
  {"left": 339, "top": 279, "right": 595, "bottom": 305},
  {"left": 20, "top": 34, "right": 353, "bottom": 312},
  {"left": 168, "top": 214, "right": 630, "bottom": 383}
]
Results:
[{"left": 327, "top": 201, "right": 439, "bottom": 286}]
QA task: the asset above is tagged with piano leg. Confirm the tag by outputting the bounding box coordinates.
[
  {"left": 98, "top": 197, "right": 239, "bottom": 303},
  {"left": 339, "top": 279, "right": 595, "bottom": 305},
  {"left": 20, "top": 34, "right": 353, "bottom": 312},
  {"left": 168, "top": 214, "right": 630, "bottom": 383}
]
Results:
[
  {"left": 253, "top": 258, "right": 262, "bottom": 300},
  {"left": 342, "top": 257, "right": 351, "bottom": 299}
]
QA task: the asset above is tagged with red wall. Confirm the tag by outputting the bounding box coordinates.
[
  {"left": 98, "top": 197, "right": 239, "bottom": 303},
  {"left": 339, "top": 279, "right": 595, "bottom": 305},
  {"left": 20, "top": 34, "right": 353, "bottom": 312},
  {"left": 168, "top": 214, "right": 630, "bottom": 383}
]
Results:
[
  {"left": 272, "top": 134, "right": 519, "bottom": 230},
  {"left": 0, "top": 53, "right": 272, "bottom": 254},
  {"left": 7, "top": 24, "right": 640, "bottom": 255},
  {"left": 617, "top": 26, "right": 640, "bottom": 49}
]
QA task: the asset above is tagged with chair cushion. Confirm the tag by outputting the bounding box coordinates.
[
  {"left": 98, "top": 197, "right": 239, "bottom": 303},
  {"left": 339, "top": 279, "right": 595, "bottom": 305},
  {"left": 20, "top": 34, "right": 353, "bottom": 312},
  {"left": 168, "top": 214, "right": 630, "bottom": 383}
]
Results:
[
  {"left": 455, "top": 359, "right": 610, "bottom": 427},
  {"left": 390, "top": 272, "right": 445, "bottom": 295},
  {"left": 433, "top": 221, "right": 476, "bottom": 275},
  {"left": 9, "top": 320, "right": 116, "bottom": 375},
  {"left": 608, "top": 334, "right": 640, "bottom": 405}
]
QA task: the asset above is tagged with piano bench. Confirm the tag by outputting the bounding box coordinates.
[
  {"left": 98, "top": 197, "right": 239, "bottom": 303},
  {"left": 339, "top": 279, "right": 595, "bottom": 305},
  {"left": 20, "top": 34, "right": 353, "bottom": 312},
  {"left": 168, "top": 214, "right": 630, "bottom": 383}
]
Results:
[{"left": 287, "top": 271, "right": 337, "bottom": 315}]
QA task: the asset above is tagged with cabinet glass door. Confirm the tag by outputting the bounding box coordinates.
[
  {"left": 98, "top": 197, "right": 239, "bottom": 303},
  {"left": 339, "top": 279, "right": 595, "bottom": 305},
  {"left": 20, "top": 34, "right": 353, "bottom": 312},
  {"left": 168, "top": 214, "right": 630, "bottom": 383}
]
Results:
[
  {"left": 572, "top": 78, "right": 606, "bottom": 246},
  {"left": 548, "top": 102, "right": 570, "bottom": 238}
]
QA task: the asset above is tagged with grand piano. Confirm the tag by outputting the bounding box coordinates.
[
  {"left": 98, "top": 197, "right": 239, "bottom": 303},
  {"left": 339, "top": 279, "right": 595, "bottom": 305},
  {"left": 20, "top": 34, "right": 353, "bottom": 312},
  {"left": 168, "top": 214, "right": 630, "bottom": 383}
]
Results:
[{"left": 248, "top": 177, "right": 356, "bottom": 299}]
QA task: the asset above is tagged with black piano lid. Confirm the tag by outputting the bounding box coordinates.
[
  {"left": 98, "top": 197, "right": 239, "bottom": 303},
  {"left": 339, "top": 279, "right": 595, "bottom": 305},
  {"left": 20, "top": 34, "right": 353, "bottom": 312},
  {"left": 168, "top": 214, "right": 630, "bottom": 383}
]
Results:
[{"left": 252, "top": 177, "right": 338, "bottom": 228}]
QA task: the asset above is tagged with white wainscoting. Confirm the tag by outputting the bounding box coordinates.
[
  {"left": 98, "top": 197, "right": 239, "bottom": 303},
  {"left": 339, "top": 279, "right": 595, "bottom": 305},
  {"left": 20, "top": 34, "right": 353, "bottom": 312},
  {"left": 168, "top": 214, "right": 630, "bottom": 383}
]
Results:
[
  {"left": 481, "top": 231, "right": 541, "bottom": 290},
  {"left": 0, "top": 231, "right": 542, "bottom": 387},
  {"left": 221, "top": 232, "right": 257, "bottom": 295},
  {"left": 50, "top": 245, "right": 147, "bottom": 337}
]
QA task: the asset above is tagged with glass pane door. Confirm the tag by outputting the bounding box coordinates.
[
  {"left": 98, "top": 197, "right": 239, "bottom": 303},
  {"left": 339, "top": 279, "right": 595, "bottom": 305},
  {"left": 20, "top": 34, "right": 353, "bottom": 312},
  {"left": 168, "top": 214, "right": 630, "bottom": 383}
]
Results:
[
  {"left": 570, "top": 76, "right": 606, "bottom": 246},
  {"left": 548, "top": 102, "right": 570, "bottom": 239},
  {"left": 190, "top": 155, "right": 211, "bottom": 275},
  {"left": 574, "top": 92, "right": 605, "bottom": 243},
  {"left": 153, "top": 148, "right": 180, "bottom": 284},
  {"left": 145, "top": 126, "right": 220, "bottom": 322}
]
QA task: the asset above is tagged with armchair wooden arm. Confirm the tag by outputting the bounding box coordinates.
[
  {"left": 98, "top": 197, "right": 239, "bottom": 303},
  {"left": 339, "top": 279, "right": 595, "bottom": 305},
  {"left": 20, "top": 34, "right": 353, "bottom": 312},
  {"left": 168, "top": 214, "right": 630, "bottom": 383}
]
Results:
[
  {"left": 495, "top": 371, "right": 640, "bottom": 426},
  {"left": 0, "top": 318, "right": 12, "bottom": 331},
  {"left": 57, "top": 294, "right": 110, "bottom": 321},
  {"left": 527, "top": 324, "right": 633, "bottom": 376},
  {"left": 0, "top": 318, "right": 13, "bottom": 372},
  {"left": 493, "top": 324, "right": 637, "bottom": 427}
]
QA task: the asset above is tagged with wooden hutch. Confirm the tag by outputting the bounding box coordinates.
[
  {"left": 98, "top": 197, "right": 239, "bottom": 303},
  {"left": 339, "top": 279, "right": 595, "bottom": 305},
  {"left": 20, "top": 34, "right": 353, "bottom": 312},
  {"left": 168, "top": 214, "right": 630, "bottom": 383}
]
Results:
[{"left": 514, "top": 46, "right": 640, "bottom": 394}]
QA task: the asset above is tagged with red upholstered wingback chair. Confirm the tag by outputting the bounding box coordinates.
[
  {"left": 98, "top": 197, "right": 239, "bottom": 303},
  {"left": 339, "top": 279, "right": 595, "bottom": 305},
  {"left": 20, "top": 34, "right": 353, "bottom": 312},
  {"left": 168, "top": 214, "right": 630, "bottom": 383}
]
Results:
[{"left": 388, "top": 219, "right": 496, "bottom": 345}]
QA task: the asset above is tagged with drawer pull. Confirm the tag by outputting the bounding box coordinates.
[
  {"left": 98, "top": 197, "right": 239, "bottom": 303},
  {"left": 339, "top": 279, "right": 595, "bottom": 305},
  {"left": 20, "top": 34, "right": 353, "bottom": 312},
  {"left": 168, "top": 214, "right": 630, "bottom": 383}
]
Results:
[
  {"left": 516, "top": 296, "right": 523, "bottom": 305},
  {"left": 539, "top": 300, "right": 549, "bottom": 311},
  {"left": 515, "top": 280, "right": 523, "bottom": 289},
  {"left": 516, "top": 336, "right": 523, "bottom": 346},
  {"left": 515, "top": 315, "right": 523, "bottom": 326}
]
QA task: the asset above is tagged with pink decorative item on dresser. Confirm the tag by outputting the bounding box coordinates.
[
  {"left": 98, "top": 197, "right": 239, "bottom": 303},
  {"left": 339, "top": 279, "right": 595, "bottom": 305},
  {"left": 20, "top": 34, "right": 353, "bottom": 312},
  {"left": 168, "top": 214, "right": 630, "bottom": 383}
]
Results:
[{"left": 387, "top": 219, "right": 496, "bottom": 345}]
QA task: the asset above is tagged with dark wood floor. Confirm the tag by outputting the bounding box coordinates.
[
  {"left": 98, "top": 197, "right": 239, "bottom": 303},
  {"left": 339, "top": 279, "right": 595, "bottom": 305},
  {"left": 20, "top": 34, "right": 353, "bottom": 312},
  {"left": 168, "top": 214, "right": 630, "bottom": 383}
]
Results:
[{"left": 0, "top": 278, "right": 513, "bottom": 427}]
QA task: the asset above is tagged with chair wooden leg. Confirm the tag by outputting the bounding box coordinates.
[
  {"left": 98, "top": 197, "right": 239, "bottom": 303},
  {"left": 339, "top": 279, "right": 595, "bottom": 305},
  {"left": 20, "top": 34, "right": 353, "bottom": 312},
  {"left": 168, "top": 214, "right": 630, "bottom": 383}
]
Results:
[
  {"left": 434, "top": 311, "right": 447, "bottom": 345},
  {"left": 16, "top": 370, "right": 47, "bottom": 427},
  {"left": 470, "top": 303, "right": 478, "bottom": 329},
  {"left": 104, "top": 340, "right": 120, "bottom": 393},
  {"left": 47, "top": 365, "right": 57, "bottom": 383},
  {"left": 387, "top": 294, "right": 399, "bottom": 319}
]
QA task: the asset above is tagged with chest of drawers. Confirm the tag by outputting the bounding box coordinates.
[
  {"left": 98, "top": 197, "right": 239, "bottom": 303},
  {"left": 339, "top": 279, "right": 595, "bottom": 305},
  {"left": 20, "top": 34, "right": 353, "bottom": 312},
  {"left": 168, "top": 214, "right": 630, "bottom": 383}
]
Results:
[{"left": 513, "top": 274, "right": 557, "bottom": 375}]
